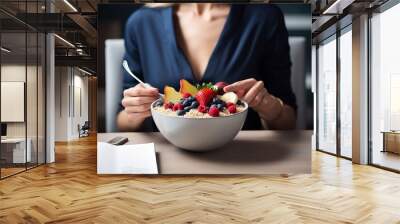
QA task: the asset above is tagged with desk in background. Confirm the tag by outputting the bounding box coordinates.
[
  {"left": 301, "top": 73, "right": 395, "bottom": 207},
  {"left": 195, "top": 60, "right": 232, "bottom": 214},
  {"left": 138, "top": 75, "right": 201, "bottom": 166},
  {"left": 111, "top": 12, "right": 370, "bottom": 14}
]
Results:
[
  {"left": 381, "top": 131, "right": 400, "bottom": 154},
  {"left": 1, "top": 138, "right": 32, "bottom": 164},
  {"left": 98, "top": 131, "right": 311, "bottom": 174}
]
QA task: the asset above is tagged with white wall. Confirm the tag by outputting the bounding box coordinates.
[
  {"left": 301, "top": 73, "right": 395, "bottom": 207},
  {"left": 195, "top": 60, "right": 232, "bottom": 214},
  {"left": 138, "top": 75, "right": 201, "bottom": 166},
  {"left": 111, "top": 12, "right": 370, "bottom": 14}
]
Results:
[
  {"left": 54, "top": 67, "right": 89, "bottom": 141},
  {"left": 1, "top": 63, "right": 46, "bottom": 164}
]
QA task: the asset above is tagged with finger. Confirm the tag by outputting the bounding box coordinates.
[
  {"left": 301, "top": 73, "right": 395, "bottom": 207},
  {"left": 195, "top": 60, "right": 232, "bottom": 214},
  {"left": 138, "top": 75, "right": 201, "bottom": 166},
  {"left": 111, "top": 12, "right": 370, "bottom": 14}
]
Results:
[
  {"left": 124, "top": 85, "right": 159, "bottom": 97},
  {"left": 124, "top": 103, "right": 153, "bottom": 113},
  {"left": 223, "top": 78, "right": 257, "bottom": 92},
  {"left": 127, "top": 111, "right": 151, "bottom": 120},
  {"left": 122, "top": 96, "right": 158, "bottom": 107},
  {"left": 236, "top": 89, "right": 246, "bottom": 98},
  {"left": 243, "top": 81, "right": 264, "bottom": 105},
  {"left": 251, "top": 88, "right": 267, "bottom": 108}
]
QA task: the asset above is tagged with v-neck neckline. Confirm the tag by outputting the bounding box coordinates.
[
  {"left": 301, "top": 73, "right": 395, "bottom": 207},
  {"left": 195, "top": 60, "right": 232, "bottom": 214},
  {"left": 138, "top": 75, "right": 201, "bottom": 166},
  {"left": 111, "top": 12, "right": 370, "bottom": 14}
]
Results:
[{"left": 165, "top": 5, "right": 236, "bottom": 83}]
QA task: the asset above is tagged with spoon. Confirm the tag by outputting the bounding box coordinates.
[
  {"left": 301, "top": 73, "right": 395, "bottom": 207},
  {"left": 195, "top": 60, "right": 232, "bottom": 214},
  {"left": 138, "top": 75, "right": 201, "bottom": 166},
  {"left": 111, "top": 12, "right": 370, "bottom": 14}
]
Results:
[{"left": 122, "top": 60, "right": 164, "bottom": 98}]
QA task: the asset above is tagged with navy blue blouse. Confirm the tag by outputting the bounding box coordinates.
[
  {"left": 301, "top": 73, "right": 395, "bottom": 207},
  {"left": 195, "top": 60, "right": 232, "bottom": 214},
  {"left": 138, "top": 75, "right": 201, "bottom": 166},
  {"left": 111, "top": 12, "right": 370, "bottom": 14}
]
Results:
[{"left": 122, "top": 4, "right": 296, "bottom": 131}]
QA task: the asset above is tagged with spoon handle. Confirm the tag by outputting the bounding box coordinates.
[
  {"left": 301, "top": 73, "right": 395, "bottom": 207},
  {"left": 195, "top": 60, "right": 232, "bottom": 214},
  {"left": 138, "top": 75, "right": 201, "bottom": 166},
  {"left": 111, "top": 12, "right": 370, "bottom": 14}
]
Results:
[{"left": 123, "top": 60, "right": 164, "bottom": 98}]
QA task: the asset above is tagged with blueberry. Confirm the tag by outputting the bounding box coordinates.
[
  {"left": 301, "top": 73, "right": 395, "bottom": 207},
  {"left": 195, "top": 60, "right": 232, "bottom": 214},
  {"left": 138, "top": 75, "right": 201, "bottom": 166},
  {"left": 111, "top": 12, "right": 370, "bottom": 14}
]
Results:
[
  {"left": 187, "top": 96, "right": 195, "bottom": 102},
  {"left": 216, "top": 103, "right": 224, "bottom": 111},
  {"left": 237, "top": 100, "right": 244, "bottom": 106},
  {"left": 184, "top": 106, "right": 192, "bottom": 111},
  {"left": 191, "top": 101, "right": 199, "bottom": 108},
  {"left": 181, "top": 100, "right": 190, "bottom": 107},
  {"left": 221, "top": 102, "right": 226, "bottom": 107},
  {"left": 177, "top": 110, "right": 186, "bottom": 116}
]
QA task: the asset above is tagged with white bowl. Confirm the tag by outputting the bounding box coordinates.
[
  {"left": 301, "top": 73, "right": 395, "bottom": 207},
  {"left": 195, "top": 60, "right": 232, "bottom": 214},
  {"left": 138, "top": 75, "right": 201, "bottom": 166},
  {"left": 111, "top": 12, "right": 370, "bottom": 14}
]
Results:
[{"left": 151, "top": 100, "right": 248, "bottom": 151}]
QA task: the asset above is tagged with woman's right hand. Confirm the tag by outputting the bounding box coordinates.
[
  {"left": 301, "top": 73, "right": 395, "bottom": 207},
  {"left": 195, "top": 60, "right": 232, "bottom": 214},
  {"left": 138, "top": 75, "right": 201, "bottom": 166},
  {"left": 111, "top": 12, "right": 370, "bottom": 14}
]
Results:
[{"left": 121, "top": 83, "right": 159, "bottom": 121}]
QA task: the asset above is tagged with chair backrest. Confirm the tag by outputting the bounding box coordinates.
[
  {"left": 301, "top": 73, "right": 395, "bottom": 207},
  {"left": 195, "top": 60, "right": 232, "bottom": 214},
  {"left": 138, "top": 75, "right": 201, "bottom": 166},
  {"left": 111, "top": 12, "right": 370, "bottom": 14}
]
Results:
[
  {"left": 82, "top": 121, "right": 90, "bottom": 129},
  {"left": 105, "top": 39, "right": 125, "bottom": 132}
]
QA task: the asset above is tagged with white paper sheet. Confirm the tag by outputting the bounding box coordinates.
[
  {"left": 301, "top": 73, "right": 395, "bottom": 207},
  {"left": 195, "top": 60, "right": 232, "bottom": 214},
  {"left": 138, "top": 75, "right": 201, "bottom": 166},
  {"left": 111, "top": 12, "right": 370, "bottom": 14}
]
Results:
[{"left": 97, "top": 142, "right": 158, "bottom": 174}]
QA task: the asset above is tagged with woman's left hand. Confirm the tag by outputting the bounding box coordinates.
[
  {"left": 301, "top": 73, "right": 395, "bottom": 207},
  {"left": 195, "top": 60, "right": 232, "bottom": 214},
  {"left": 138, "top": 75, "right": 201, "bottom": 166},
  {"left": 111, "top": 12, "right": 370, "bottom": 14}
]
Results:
[
  {"left": 223, "top": 78, "right": 269, "bottom": 110},
  {"left": 224, "top": 78, "right": 296, "bottom": 129}
]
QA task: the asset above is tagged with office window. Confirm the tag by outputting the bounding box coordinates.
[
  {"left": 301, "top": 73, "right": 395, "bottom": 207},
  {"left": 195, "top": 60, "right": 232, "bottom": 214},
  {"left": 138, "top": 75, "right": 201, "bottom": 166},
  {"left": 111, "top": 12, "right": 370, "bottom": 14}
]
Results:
[
  {"left": 371, "top": 2, "right": 400, "bottom": 171},
  {"left": 339, "top": 28, "right": 352, "bottom": 158},
  {"left": 317, "top": 36, "right": 337, "bottom": 154}
]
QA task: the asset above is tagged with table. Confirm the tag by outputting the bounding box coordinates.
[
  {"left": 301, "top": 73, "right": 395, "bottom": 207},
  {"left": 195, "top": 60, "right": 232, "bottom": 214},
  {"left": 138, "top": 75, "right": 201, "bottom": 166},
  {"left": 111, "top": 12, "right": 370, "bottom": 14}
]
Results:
[
  {"left": 381, "top": 131, "right": 400, "bottom": 154},
  {"left": 1, "top": 138, "right": 31, "bottom": 164},
  {"left": 98, "top": 131, "right": 311, "bottom": 174}
]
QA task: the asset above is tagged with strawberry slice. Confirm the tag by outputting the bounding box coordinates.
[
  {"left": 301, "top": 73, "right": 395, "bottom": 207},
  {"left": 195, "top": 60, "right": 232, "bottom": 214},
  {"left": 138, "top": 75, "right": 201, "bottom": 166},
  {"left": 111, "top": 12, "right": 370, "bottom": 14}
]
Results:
[{"left": 195, "top": 88, "right": 215, "bottom": 106}]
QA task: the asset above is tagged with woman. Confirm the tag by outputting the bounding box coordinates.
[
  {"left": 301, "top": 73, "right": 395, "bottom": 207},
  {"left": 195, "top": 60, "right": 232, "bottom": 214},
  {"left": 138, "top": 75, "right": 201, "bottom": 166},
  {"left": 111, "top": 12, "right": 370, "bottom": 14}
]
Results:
[{"left": 118, "top": 3, "right": 296, "bottom": 131}]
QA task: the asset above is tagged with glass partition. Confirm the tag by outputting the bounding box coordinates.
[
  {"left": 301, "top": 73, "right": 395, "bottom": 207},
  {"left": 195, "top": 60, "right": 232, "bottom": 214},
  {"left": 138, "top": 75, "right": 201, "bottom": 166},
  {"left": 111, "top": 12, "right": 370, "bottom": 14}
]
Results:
[
  {"left": 27, "top": 30, "right": 38, "bottom": 169},
  {"left": 1, "top": 30, "right": 28, "bottom": 177},
  {"left": 339, "top": 27, "right": 352, "bottom": 158},
  {"left": 370, "top": 2, "right": 400, "bottom": 171},
  {"left": 317, "top": 35, "right": 337, "bottom": 154},
  {"left": 0, "top": 1, "right": 46, "bottom": 179}
]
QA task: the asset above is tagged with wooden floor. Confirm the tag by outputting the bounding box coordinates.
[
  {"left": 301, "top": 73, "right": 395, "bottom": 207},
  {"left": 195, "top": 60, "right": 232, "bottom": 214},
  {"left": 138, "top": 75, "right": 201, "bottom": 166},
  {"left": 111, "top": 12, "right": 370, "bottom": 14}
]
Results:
[
  {"left": 1, "top": 135, "right": 400, "bottom": 224},
  {"left": 372, "top": 150, "right": 400, "bottom": 171}
]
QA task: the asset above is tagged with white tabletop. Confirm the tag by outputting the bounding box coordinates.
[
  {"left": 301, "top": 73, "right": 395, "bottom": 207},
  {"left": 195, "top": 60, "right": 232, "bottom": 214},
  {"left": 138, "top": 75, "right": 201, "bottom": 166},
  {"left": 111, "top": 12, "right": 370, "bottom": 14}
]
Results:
[{"left": 1, "top": 138, "right": 26, "bottom": 143}]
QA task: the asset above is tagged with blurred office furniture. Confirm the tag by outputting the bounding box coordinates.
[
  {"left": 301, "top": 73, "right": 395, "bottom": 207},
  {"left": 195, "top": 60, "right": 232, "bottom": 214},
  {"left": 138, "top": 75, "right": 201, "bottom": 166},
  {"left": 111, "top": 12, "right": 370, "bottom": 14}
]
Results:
[
  {"left": 79, "top": 121, "right": 90, "bottom": 138},
  {"left": 381, "top": 131, "right": 400, "bottom": 154},
  {"left": 105, "top": 39, "right": 125, "bottom": 133},
  {"left": 1, "top": 138, "right": 32, "bottom": 164},
  {"left": 1, "top": 123, "right": 7, "bottom": 140}
]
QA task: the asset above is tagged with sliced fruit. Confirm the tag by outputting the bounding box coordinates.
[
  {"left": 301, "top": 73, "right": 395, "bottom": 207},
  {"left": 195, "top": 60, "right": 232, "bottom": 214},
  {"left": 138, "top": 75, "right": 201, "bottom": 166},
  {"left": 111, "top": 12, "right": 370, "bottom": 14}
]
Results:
[
  {"left": 214, "top": 82, "right": 228, "bottom": 95},
  {"left": 164, "top": 86, "right": 182, "bottom": 104},
  {"left": 179, "top": 79, "right": 198, "bottom": 96},
  {"left": 208, "top": 105, "right": 219, "bottom": 117},
  {"left": 220, "top": 92, "right": 238, "bottom": 104},
  {"left": 195, "top": 88, "right": 216, "bottom": 106}
]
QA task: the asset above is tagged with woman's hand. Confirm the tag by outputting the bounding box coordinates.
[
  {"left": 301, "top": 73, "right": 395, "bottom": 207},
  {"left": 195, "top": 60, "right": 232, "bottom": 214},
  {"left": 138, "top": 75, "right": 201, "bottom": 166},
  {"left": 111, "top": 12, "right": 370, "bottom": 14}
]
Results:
[
  {"left": 223, "top": 78, "right": 269, "bottom": 110},
  {"left": 224, "top": 78, "right": 296, "bottom": 129},
  {"left": 121, "top": 83, "right": 159, "bottom": 120}
]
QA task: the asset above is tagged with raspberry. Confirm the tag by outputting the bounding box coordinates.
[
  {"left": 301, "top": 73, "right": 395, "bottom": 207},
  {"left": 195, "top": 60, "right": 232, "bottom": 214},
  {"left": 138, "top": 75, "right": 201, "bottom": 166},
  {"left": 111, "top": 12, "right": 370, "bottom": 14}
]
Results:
[
  {"left": 198, "top": 105, "right": 207, "bottom": 113},
  {"left": 182, "top": 93, "right": 192, "bottom": 98},
  {"left": 227, "top": 105, "right": 236, "bottom": 113},
  {"left": 226, "top": 102, "right": 235, "bottom": 108},
  {"left": 208, "top": 106, "right": 219, "bottom": 117},
  {"left": 173, "top": 102, "right": 184, "bottom": 111},
  {"left": 164, "top": 102, "right": 173, "bottom": 109}
]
